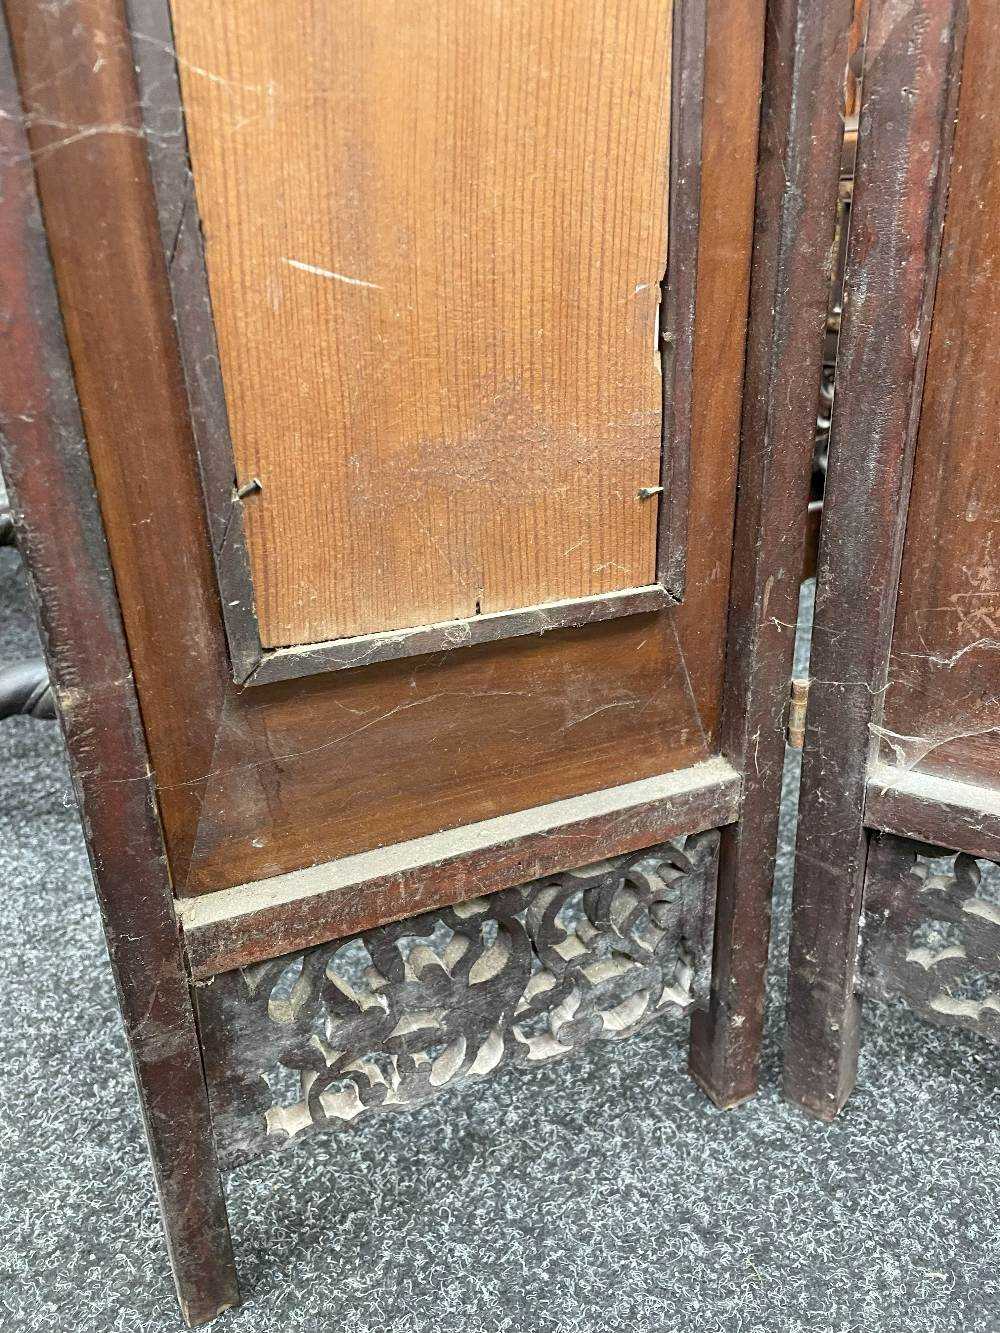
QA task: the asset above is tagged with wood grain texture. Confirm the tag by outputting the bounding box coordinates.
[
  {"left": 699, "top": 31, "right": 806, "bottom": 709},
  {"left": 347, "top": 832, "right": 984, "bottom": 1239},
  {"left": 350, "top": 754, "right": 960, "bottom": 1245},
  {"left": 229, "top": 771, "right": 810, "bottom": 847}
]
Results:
[
  {"left": 13, "top": 0, "right": 753, "bottom": 904},
  {"left": 0, "top": 14, "right": 238, "bottom": 1321},
  {"left": 671, "top": 0, "right": 763, "bottom": 737},
  {"left": 879, "top": 4, "right": 1000, "bottom": 792},
  {"left": 180, "top": 757, "right": 740, "bottom": 976},
  {"left": 783, "top": 0, "right": 967, "bottom": 1121},
  {"left": 170, "top": 0, "right": 672, "bottom": 647},
  {"left": 689, "top": 0, "right": 853, "bottom": 1110}
]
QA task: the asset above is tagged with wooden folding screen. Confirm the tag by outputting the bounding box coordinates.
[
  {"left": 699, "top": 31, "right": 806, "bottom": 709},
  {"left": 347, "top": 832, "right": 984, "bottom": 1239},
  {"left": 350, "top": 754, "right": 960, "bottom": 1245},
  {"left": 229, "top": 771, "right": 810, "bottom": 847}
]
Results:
[
  {"left": 6, "top": 0, "right": 977, "bottom": 1323},
  {"left": 785, "top": 0, "right": 999, "bottom": 1119}
]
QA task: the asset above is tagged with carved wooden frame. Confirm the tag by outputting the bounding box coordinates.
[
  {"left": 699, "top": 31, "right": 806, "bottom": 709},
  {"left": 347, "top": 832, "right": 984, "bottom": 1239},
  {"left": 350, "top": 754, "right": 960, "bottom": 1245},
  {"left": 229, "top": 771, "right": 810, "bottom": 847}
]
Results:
[
  {"left": 0, "top": 0, "right": 854, "bottom": 1322},
  {"left": 126, "top": 0, "right": 708, "bottom": 686},
  {"left": 198, "top": 832, "right": 720, "bottom": 1165},
  {"left": 858, "top": 834, "right": 1000, "bottom": 1043}
]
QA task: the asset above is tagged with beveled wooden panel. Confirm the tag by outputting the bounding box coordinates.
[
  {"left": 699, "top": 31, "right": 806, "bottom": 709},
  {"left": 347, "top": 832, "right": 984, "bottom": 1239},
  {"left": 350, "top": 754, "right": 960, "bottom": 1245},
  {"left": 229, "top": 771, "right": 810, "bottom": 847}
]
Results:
[
  {"left": 880, "top": 6, "right": 999, "bottom": 793},
  {"left": 170, "top": 0, "right": 672, "bottom": 648},
  {"left": 8, "top": 0, "right": 758, "bottom": 900}
]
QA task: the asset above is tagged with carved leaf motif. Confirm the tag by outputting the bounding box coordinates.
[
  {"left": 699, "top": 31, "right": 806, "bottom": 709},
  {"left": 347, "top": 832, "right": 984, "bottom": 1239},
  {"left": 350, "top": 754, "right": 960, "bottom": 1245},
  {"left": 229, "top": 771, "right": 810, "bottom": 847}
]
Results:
[
  {"left": 859, "top": 835, "right": 1000, "bottom": 1041},
  {"left": 199, "top": 832, "right": 720, "bottom": 1164}
]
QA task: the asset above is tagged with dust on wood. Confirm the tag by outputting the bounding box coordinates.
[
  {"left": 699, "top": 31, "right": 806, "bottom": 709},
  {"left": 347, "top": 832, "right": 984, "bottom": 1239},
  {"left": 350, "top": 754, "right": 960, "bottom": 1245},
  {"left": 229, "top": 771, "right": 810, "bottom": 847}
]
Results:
[
  {"left": 881, "top": 7, "right": 1000, "bottom": 789},
  {"left": 169, "top": 0, "right": 672, "bottom": 647}
]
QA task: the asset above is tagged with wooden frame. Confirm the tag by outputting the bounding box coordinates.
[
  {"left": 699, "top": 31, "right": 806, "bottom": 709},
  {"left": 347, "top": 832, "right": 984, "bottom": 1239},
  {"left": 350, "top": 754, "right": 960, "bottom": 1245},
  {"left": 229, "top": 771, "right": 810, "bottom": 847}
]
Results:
[
  {"left": 0, "top": 21, "right": 239, "bottom": 1324},
  {"left": 867, "top": 765, "right": 1000, "bottom": 866},
  {"left": 784, "top": 0, "right": 969, "bottom": 1120},
  {"left": 178, "top": 755, "right": 740, "bottom": 977},
  {"left": 6, "top": 0, "right": 761, "bottom": 909},
  {"left": 0, "top": 0, "right": 878, "bottom": 1320},
  {"left": 195, "top": 831, "right": 725, "bottom": 1166},
  {"left": 688, "top": 0, "right": 857, "bottom": 1107},
  {"left": 129, "top": 0, "right": 707, "bottom": 687}
]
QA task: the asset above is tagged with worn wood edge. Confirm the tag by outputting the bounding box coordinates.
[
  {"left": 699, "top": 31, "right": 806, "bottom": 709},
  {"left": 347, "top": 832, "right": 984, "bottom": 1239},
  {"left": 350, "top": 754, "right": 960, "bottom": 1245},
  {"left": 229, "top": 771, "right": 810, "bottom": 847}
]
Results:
[
  {"left": 0, "top": 9, "right": 239, "bottom": 1322},
  {"left": 656, "top": 0, "right": 707, "bottom": 598},
  {"left": 126, "top": 0, "right": 264, "bottom": 686},
  {"left": 687, "top": 0, "right": 854, "bottom": 1108},
  {"left": 782, "top": 0, "right": 969, "bottom": 1123},
  {"left": 180, "top": 756, "right": 740, "bottom": 977},
  {"left": 866, "top": 763, "right": 1000, "bottom": 864},
  {"left": 247, "top": 583, "right": 676, "bottom": 686}
]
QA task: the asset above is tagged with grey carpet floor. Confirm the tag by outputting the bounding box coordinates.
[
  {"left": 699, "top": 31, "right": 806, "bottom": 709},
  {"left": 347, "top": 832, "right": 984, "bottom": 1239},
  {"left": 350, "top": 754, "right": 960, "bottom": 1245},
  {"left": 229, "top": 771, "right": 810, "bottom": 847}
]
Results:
[{"left": 1, "top": 548, "right": 998, "bottom": 1333}]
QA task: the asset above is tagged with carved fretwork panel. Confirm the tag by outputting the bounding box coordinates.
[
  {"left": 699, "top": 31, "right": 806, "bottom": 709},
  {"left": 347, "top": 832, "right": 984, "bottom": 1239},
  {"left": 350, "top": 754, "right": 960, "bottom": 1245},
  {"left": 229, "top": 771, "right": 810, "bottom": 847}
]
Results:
[
  {"left": 197, "top": 831, "right": 720, "bottom": 1165},
  {"left": 859, "top": 834, "right": 1000, "bottom": 1041}
]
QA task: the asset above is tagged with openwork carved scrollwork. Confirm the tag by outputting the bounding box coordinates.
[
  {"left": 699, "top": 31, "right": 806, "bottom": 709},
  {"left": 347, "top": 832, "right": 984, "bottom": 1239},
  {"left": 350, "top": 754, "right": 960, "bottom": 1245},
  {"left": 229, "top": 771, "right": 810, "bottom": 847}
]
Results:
[
  {"left": 859, "top": 834, "right": 1000, "bottom": 1040},
  {"left": 198, "top": 831, "right": 719, "bottom": 1164}
]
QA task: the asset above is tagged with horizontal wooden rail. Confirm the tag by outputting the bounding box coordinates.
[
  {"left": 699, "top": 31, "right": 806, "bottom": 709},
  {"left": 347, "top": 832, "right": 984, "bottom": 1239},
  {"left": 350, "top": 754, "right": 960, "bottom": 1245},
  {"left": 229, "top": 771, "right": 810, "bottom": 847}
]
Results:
[
  {"left": 180, "top": 756, "right": 741, "bottom": 977},
  {"left": 866, "top": 763, "right": 1000, "bottom": 864}
]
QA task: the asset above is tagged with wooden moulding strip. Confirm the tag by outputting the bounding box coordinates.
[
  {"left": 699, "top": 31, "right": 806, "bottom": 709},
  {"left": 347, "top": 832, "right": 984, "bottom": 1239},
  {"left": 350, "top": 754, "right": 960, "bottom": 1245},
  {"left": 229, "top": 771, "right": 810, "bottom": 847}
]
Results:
[
  {"left": 866, "top": 763, "right": 1000, "bottom": 865},
  {"left": 179, "top": 755, "right": 741, "bottom": 978},
  {"left": 248, "top": 584, "right": 675, "bottom": 685}
]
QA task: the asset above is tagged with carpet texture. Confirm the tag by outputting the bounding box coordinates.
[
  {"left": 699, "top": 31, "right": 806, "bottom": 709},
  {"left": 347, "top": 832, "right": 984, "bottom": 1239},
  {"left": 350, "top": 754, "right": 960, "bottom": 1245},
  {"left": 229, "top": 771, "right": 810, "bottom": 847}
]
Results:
[{"left": 1, "top": 549, "right": 998, "bottom": 1333}]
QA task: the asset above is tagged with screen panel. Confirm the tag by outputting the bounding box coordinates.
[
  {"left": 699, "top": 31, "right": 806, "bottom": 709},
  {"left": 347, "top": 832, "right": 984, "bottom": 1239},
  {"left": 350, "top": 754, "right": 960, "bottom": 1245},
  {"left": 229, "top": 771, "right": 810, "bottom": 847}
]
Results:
[
  {"left": 8, "top": 0, "right": 760, "bottom": 901},
  {"left": 881, "top": 8, "right": 1000, "bottom": 791},
  {"left": 170, "top": 0, "right": 673, "bottom": 650}
]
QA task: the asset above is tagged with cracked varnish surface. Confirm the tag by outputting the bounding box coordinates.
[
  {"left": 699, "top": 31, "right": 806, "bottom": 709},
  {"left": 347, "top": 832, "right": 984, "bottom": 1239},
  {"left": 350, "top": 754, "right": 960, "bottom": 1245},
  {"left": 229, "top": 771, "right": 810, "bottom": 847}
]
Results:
[{"left": 171, "top": 0, "right": 671, "bottom": 646}]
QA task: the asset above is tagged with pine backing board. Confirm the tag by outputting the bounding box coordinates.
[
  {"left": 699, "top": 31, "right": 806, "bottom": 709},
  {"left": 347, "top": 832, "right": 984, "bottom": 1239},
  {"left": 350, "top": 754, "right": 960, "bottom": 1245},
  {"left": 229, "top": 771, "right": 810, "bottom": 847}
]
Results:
[{"left": 170, "top": 0, "right": 673, "bottom": 648}]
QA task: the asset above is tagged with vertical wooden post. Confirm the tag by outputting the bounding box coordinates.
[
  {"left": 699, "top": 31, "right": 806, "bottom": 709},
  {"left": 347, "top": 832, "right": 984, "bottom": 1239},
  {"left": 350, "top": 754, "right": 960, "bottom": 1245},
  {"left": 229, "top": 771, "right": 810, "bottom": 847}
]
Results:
[
  {"left": 783, "top": 0, "right": 967, "bottom": 1120},
  {"left": 689, "top": 0, "right": 855, "bottom": 1106},
  {"left": 0, "top": 17, "right": 239, "bottom": 1325}
]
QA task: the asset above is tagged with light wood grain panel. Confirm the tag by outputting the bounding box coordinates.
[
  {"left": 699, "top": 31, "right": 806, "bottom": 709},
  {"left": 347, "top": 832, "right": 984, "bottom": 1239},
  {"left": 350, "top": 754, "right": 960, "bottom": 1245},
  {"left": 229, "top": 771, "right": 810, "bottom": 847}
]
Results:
[
  {"left": 170, "top": 0, "right": 672, "bottom": 648},
  {"left": 882, "top": 4, "right": 1000, "bottom": 791},
  {"left": 13, "top": 0, "right": 757, "bottom": 901}
]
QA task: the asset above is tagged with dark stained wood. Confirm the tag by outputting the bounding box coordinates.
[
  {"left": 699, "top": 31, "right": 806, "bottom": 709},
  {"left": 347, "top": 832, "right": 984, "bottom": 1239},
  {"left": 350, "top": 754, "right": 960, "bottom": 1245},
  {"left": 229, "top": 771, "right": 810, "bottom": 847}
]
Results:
[
  {"left": 688, "top": 0, "right": 855, "bottom": 1108},
  {"left": 247, "top": 584, "right": 676, "bottom": 684},
  {"left": 197, "top": 832, "right": 722, "bottom": 1166},
  {"left": 4, "top": 0, "right": 230, "bottom": 892},
  {"left": 877, "top": 7, "right": 1000, "bottom": 792},
  {"left": 185, "top": 615, "right": 711, "bottom": 894},
  {"left": 0, "top": 15, "right": 238, "bottom": 1324},
  {"left": 858, "top": 834, "right": 1000, "bottom": 1044},
  {"left": 126, "top": 0, "right": 262, "bottom": 685},
  {"left": 671, "top": 0, "right": 765, "bottom": 736},
  {"left": 783, "top": 0, "right": 968, "bottom": 1121},
  {"left": 8, "top": 0, "right": 754, "bottom": 906},
  {"left": 866, "top": 763, "right": 1000, "bottom": 865},
  {"left": 180, "top": 758, "right": 740, "bottom": 977},
  {"left": 656, "top": 0, "right": 708, "bottom": 600}
]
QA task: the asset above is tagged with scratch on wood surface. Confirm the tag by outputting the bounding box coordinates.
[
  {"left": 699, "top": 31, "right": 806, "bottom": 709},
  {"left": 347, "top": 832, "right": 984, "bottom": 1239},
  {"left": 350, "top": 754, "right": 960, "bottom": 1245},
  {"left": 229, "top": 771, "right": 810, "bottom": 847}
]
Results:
[
  {"left": 280, "top": 258, "right": 382, "bottom": 290},
  {"left": 896, "top": 637, "right": 1000, "bottom": 669}
]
